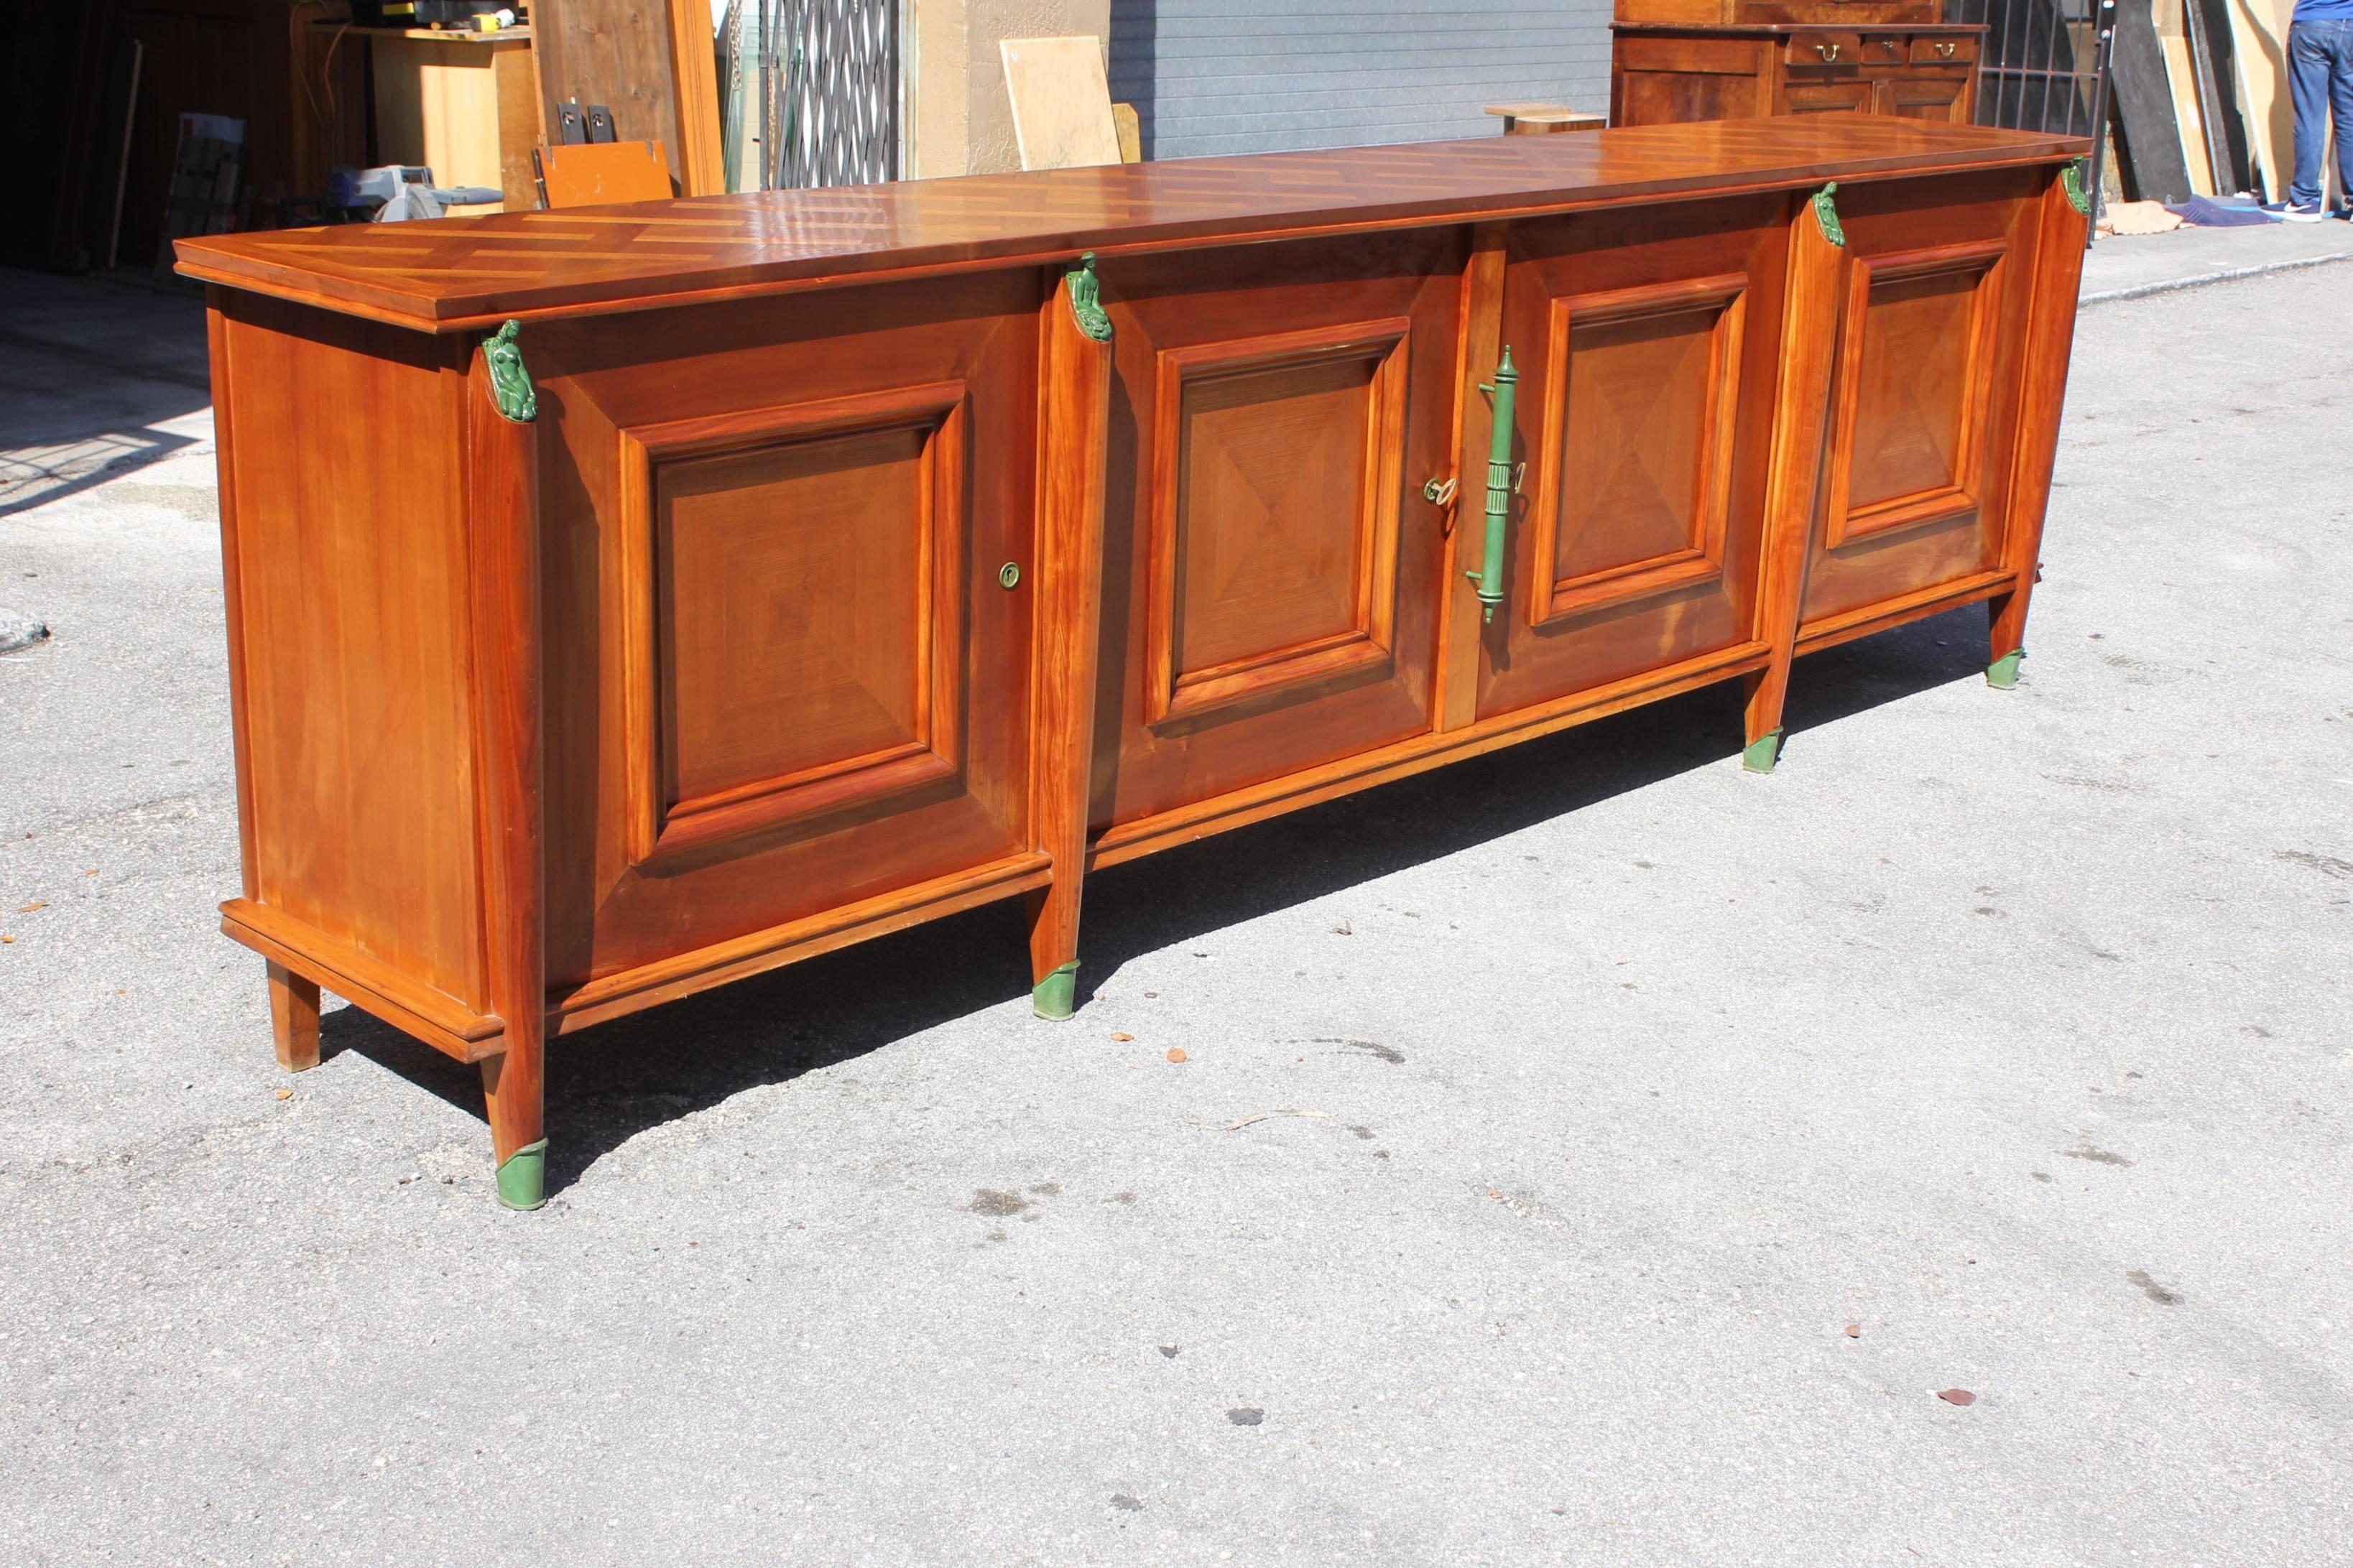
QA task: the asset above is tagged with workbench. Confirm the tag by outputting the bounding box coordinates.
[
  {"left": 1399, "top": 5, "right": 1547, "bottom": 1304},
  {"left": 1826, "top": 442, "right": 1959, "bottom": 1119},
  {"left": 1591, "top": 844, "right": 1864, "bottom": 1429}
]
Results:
[{"left": 177, "top": 116, "right": 2091, "bottom": 1208}]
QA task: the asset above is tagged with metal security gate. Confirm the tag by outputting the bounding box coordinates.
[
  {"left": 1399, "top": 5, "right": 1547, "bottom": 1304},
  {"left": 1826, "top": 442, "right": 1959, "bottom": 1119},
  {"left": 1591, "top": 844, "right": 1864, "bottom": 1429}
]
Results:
[
  {"left": 1951, "top": 0, "right": 2114, "bottom": 220},
  {"left": 718, "top": 0, "right": 900, "bottom": 190}
]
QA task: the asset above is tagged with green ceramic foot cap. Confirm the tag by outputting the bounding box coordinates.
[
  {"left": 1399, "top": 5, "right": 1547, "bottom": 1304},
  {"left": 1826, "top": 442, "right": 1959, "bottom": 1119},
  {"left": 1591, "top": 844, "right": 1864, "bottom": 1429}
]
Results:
[
  {"left": 1032, "top": 960, "right": 1080, "bottom": 1021},
  {"left": 496, "top": 1138, "right": 548, "bottom": 1210},
  {"left": 1742, "top": 728, "right": 1784, "bottom": 774},
  {"left": 1987, "top": 649, "right": 2025, "bottom": 690}
]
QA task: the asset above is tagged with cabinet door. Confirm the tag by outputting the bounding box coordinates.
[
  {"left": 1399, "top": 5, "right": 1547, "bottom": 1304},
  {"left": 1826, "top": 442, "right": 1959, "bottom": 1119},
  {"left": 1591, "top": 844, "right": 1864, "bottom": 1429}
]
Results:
[
  {"left": 1091, "top": 232, "right": 1464, "bottom": 832},
  {"left": 1880, "top": 69, "right": 1972, "bottom": 121},
  {"left": 529, "top": 273, "right": 1042, "bottom": 988},
  {"left": 1474, "top": 195, "right": 1790, "bottom": 720},
  {"left": 1798, "top": 169, "right": 2045, "bottom": 637}
]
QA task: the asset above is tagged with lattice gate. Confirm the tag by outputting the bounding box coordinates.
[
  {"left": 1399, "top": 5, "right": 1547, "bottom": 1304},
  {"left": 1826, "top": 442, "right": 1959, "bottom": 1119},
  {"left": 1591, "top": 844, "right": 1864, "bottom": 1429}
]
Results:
[
  {"left": 1948, "top": 0, "right": 2114, "bottom": 223},
  {"left": 719, "top": 0, "right": 900, "bottom": 191}
]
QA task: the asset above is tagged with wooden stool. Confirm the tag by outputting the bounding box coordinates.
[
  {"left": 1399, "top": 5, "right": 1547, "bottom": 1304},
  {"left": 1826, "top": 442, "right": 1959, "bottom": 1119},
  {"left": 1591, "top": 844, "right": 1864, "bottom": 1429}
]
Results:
[{"left": 1485, "top": 103, "right": 1607, "bottom": 135}]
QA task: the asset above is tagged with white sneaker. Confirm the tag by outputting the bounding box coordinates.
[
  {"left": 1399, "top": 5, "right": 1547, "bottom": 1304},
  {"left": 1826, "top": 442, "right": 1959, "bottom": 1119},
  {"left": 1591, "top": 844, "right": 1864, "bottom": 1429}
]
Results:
[{"left": 2265, "top": 200, "right": 2326, "bottom": 223}]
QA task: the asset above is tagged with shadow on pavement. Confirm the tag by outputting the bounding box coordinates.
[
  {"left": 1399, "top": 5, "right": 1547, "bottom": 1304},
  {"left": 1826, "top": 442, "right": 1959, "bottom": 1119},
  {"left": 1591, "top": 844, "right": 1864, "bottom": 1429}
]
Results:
[{"left": 325, "top": 603, "right": 1994, "bottom": 1197}]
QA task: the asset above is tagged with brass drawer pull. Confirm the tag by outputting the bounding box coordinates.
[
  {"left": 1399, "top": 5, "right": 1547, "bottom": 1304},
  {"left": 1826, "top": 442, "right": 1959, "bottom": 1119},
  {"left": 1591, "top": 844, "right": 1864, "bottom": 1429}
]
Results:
[
  {"left": 1817, "top": 42, "right": 1840, "bottom": 61},
  {"left": 1936, "top": 40, "right": 1957, "bottom": 57}
]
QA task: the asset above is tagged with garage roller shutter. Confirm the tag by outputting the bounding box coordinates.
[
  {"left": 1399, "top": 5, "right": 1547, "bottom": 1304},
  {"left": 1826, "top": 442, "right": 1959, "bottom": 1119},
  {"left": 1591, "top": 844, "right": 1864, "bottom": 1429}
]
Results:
[{"left": 1109, "top": 0, "right": 1613, "bottom": 160}]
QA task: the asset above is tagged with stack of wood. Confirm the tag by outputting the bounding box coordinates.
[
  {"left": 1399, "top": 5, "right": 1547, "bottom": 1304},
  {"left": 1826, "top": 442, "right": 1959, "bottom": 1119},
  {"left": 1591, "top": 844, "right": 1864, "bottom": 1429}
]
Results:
[{"left": 2109, "top": 0, "right": 2314, "bottom": 205}]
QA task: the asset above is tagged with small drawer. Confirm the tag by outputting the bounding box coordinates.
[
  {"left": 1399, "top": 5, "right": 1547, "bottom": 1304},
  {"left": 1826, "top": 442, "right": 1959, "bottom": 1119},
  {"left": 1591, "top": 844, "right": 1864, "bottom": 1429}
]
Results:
[
  {"left": 1910, "top": 34, "right": 1977, "bottom": 65},
  {"left": 1785, "top": 31, "right": 1863, "bottom": 67},
  {"left": 1859, "top": 33, "right": 1909, "bottom": 64}
]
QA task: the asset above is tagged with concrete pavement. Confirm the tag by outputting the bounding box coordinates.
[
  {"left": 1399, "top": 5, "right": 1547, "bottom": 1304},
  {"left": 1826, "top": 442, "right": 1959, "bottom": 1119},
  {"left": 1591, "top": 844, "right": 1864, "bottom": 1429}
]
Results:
[{"left": 1, "top": 255, "right": 2347, "bottom": 1567}]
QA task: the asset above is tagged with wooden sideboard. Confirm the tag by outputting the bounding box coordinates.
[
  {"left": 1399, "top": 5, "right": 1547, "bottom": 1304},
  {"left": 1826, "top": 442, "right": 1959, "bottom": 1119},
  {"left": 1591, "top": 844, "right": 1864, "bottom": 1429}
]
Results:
[
  {"left": 1612, "top": 0, "right": 1984, "bottom": 127},
  {"left": 178, "top": 116, "right": 2091, "bottom": 1208}
]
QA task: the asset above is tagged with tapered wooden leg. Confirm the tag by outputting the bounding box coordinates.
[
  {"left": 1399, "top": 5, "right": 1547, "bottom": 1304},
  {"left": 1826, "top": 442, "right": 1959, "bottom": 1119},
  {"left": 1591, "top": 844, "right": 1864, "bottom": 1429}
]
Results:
[
  {"left": 1986, "top": 591, "right": 2027, "bottom": 690},
  {"left": 1740, "top": 669, "right": 1787, "bottom": 774},
  {"left": 1027, "top": 884, "right": 1082, "bottom": 1021},
  {"left": 1985, "top": 170, "right": 2091, "bottom": 695},
  {"left": 480, "top": 1045, "right": 545, "bottom": 1211},
  {"left": 1742, "top": 183, "right": 1850, "bottom": 776},
  {"left": 466, "top": 321, "right": 548, "bottom": 1208},
  {"left": 267, "top": 960, "right": 320, "bottom": 1072},
  {"left": 1025, "top": 256, "right": 1114, "bottom": 1021}
]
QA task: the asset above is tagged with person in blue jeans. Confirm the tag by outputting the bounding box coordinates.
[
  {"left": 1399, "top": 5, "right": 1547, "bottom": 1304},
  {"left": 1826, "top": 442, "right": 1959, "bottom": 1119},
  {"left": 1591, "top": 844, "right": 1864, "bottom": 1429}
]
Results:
[{"left": 2272, "top": 0, "right": 2353, "bottom": 220}]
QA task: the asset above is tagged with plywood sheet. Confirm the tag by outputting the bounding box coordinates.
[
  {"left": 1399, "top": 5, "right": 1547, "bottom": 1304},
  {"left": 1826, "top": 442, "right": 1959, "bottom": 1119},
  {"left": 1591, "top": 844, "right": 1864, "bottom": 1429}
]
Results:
[
  {"left": 1001, "top": 37, "right": 1121, "bottom": 172},
  {"left": 532, "top": 0, "right": 723, "bottom": 196},
  {"left": 2162, "top": 34, "right": 2217, "bottom": 195},
  {"left": 2225, "top": 0, "right": 2296, "bottom": 200}
]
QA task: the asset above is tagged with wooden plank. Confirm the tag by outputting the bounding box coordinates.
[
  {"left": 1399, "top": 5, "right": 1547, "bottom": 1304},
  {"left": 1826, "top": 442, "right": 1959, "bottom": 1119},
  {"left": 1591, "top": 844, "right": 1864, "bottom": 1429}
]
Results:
[
  {"left": 2186, "top": 0, "right": 2255, "bottom": 195},
  {"left": 2109, "top": 0, "right": 2194, "bottom": 203},
  {"left": 1002, "top": 37, "right": 1122, "bottom": 171},
  {"left": 532, "top": 0, "right": 677, "bottom": 185},
  {"left": 2223, "top": 0, "right": 2295, "bottom": 203},
  {"left": 2160, "top": 34, "right": 2216, "bottom": 197},
  {"left": 665, "top": 0, "right": 725, "bottom": 198}
]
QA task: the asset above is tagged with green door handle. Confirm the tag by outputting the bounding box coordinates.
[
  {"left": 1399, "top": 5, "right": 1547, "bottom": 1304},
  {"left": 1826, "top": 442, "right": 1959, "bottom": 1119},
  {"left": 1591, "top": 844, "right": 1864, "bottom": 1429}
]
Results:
[{"left": 1465, "top": 345, "right": 1517, "bottom": 624}]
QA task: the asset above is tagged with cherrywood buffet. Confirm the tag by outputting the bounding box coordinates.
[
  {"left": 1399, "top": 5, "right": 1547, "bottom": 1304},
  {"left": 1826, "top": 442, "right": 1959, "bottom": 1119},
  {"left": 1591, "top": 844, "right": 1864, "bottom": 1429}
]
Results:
[{"left": 179, "top": 116, "right": 2091, "bottom": 1207}]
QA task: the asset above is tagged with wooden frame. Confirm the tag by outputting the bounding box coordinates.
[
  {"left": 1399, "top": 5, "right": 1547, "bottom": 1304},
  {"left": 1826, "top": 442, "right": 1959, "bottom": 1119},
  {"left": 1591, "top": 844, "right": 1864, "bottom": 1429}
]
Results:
[
  {"left": 1142, "top": 318, "right": 1412, "bottom": 727},
  {"left": 1525, "top": 273, "right": 1749, "bottom": 628},
  {"left": 614, "top": 382, "right": 972, "bottom": 866}
]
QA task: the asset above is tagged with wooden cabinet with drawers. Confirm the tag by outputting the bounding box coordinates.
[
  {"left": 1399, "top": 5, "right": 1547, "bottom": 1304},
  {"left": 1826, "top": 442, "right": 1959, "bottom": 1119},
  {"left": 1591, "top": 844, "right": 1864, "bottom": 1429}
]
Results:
[
  {"left": 1612, "top": 0, "right": 1983, "bottom": 128},
  {"left": 175, "top": 117, "right": 2089, "bottom": 1209}
]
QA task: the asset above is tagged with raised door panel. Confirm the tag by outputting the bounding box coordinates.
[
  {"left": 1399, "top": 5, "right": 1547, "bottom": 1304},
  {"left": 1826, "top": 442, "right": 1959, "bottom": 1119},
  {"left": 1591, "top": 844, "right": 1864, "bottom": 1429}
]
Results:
[
  {"left": 1094, "top": 233, "right": 1463, "bottom": 832},
  {"left": 1527, "top": 276, "right": 1747, "bottom": 627},
  {"left": 1822, "top": 241, "right": 2003, "bottom": 547},
  {"left": 1476, "top": 197, "right": 1788, "bottom": 720},
  {"left": 621, "top": 386, "right": 969, "bottom": 865},
  {"left": 529, "top": 274, "right": 1039, "bottom": 989},
  {"left": 1147, "top": 323, "right": 1409, "bottom": 726},
  {"left": 1800, "top": 170, "right": 2044, "bottom": 631}
]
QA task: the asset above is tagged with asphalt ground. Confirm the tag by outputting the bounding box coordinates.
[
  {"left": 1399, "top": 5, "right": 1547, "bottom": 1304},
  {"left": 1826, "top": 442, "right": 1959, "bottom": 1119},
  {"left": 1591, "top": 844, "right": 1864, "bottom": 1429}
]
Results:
[{"left": 1, "top": 246, "right": 2347, "bottom": 1566}]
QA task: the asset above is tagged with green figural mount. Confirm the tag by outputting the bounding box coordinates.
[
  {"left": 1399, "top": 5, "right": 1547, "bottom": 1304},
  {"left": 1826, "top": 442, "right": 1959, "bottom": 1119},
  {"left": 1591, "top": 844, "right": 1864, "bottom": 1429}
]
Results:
[
  {"left": 1987, "top": 649, "right": 2025, "bottom": 690},
  {"left": 495, "top": 1138, "right": 548, "bottom": 1210},
  {"left": 483, "top": 320, "right": 537, "bottom": 423},
  {"left": 1032, "top": 961, "right": 1080, "bottom": 1020},
  {"left": 1811, "top": 182, "right": 1846, "bottom": 248},
  {"left": 1466, "top": 345, "right": 1518, "bottom": 623},
  {"left": 2061, "top": 162, "right": 2091, "bottom": 217},
  {"left": 1067, "top": 254, "right": 1113, "bottom": 341}
]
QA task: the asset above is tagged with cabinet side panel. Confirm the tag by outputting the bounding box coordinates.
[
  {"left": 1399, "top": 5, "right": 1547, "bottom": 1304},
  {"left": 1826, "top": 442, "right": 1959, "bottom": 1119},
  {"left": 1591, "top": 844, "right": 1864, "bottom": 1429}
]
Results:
[{"left": 215, "top": 296, "right": 489, "bottom": 1013}]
